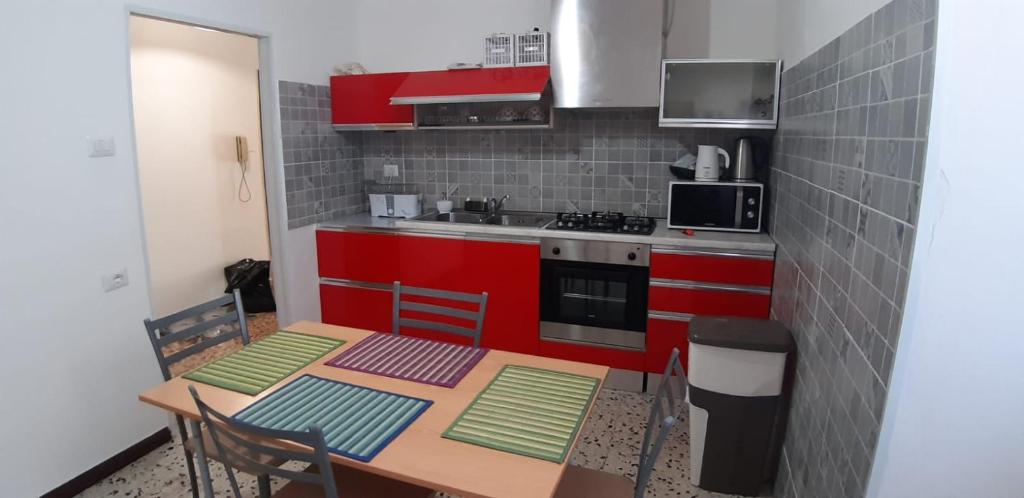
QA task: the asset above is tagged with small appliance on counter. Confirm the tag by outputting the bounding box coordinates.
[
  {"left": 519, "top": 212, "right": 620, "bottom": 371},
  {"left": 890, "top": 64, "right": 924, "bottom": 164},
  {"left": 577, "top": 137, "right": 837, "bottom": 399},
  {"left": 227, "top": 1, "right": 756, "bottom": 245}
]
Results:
[
  {"left": 366, "top": 182, "right": 422, "bottom": 218},
  {"left": 667, "top": 181, "right": 763, "bottom": 233},
  {"left": 730, "top": 136, "right": 770, "bottom": 182}
]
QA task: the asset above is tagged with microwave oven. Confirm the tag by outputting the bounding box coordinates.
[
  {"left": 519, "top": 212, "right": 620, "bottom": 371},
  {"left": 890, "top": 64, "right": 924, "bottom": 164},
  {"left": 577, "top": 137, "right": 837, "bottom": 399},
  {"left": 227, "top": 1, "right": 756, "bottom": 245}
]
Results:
[{"left": 667, "top": 181, "right": 763, "bottom": 233}]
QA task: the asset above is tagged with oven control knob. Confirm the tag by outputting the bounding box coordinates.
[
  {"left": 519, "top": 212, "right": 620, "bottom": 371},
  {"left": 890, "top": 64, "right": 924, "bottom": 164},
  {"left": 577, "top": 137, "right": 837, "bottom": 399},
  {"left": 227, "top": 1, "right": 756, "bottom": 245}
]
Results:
[
  {"left": 627, "top": 252, "right": 637, "bottom": 261},
  {"left": 747, "top": 197, "right": 756, "bottom": 206},
  {"left": 746, "top": 211, "right": 755, "bottom": 219},
  {"left": 552, "top": 247, "right": 561, "bottom": 256}
]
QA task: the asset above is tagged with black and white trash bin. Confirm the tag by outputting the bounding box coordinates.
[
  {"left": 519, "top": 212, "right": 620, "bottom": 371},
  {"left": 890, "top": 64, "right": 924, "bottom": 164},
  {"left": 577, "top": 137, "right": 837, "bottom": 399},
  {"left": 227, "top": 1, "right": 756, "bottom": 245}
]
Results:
[{"left": 687, "top": 316, "right": 795, "bottom": 496}]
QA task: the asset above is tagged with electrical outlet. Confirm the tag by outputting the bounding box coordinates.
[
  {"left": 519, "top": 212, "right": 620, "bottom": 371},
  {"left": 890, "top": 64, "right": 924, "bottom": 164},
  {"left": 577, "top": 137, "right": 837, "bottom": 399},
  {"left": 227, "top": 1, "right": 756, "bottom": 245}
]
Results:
[
  {"left": 88, "top": 136, "right": 116, "bottom": 158},
  {"left": 383, "top": 164, "right": 400, "bottom": 178},
  {"left": 102, "top": 268, "right": 129, "bottom": 292}
]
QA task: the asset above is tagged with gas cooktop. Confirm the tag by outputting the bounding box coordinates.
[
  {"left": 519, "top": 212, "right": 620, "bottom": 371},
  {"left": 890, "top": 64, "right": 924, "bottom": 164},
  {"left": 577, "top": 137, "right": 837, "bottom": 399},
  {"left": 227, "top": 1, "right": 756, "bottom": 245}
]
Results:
[{"left": 546, "top": 211, "right": 657, "bottom": 235}]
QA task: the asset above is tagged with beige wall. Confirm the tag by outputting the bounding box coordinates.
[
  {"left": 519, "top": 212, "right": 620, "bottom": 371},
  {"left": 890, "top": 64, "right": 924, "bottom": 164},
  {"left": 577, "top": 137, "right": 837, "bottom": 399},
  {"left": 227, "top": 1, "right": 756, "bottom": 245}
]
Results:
[{"left": 130, "top": 16, "right": 269, "bottom": 317}]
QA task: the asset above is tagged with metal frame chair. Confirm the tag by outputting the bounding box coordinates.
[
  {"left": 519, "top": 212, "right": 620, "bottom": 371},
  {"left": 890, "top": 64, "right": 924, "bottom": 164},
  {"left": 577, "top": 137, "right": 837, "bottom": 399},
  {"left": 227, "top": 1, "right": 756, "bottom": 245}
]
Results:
[
  {"left": 188, "top": 386, "right": 340, "bottom": 498},
  {"left": 554, "top": 348, "right": 689, "bottom": 498},
  {"left": 635, "top": 347, "right": 688, "bottom": 497},
  {"left": 143, "top": 289, "right": 264, "bottom": 498},
  {"left": 392, "top": 281, "right": 488, "bottom": 348}
]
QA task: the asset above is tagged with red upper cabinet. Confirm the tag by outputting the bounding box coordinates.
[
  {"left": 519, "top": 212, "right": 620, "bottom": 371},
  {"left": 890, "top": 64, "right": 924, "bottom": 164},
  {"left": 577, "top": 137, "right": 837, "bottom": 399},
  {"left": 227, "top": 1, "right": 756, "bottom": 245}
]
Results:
[
  {"left": 330, "top": 72, "right": 414, "bottom": 130},
  {"left": 390, "top": 66, "right": 550, "bottom": 105}
]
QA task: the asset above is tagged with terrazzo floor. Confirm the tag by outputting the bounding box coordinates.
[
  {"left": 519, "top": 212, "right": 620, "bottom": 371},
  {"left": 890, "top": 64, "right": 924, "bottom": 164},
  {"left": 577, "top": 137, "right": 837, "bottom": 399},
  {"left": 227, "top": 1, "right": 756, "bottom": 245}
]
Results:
[{"left": 79, "top": 386, "right": 746, "bottom": 498}]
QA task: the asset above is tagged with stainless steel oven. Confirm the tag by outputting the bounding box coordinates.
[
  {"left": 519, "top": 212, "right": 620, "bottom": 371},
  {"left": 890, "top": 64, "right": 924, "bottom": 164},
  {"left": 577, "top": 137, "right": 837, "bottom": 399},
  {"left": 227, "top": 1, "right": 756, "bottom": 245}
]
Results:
[{"left": 540, "top": 239, "right": 650, "bottom": 351}]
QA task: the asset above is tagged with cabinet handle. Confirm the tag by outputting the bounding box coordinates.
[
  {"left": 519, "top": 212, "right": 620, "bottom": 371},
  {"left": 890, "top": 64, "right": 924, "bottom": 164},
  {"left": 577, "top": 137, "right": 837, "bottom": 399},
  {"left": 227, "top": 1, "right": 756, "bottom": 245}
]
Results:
[
  {"left": 650, "top": 278, "right": 772, "bottom": 295},
  {"left": 652, "top": 246, "right": 775, "bottom": 260},
  {"left": 648, "top": 311, "right": 695, "bottom": 322},
  {"left": 320, "top": 278, "right": 392, "bottom": 291}
]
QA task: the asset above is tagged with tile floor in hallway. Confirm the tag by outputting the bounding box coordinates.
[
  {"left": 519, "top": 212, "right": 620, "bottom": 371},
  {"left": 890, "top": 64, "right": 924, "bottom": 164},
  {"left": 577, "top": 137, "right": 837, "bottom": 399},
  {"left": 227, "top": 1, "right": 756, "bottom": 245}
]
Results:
[{"left": 78, "top": 388, "right": 745, "bottom": 498}]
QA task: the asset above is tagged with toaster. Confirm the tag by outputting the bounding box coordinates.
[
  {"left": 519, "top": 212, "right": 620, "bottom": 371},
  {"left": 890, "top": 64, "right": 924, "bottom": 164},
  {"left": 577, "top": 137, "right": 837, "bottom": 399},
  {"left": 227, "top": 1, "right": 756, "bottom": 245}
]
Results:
[{"left": 368, "top": 193, "right": 422, "bottom": 218}]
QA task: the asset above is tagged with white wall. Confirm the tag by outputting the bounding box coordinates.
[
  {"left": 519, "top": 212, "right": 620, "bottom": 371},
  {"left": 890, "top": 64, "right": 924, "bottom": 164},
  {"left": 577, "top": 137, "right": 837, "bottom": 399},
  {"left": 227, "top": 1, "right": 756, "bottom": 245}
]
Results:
[
  {"left": 0, "top": 1, "right": 355, "bottom": 496},
  {"left": 131, "top": 17, "right": 270, "bottom": 317},
  {"left": 866, "top": 1, "right": 1024, "bottom": 496},
  {"left": 348, "top": 0, "right": 779, "bottom": 72},
  {"left": 348, "top": 0, "right": 551, "bottom": 73},
  {"left": 709, "top": 0, "right": 779, "bottom": 59},
  {"left": 776, "top": 0, "right": 888, "bottom": 64}
]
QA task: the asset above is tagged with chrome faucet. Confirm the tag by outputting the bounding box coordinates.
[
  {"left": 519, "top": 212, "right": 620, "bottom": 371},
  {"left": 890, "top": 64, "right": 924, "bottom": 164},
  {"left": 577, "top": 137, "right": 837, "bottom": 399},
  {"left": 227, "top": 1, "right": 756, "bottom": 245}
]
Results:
[{"left": 488, "top": 194, "right": 511, "bottom": 215}]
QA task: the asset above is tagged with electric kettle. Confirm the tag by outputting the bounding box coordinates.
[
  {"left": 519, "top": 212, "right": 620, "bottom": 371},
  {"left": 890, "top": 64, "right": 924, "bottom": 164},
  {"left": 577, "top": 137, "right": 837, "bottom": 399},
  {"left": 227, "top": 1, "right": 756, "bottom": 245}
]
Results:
[{"left": 732, "top": 137, "right": 760, "bottom": 182}]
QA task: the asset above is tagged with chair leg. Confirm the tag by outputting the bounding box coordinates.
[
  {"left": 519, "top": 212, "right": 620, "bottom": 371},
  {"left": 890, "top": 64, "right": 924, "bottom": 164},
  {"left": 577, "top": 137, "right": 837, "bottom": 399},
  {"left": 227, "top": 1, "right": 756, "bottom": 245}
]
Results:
[
  {"left": 189, "top": 420, "right": 216, "bottom": 498},
  {"left": 257, "top": 474, "right": 272, "bottom": 498},
  {"left": 175, "top": 416, "right": 201, "bottom": 498}
]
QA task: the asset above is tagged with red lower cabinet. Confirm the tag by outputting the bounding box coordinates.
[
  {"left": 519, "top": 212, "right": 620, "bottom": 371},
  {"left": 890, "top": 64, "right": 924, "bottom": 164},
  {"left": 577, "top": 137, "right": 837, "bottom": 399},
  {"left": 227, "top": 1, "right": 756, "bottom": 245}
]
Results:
[
  {"left": 317, "top": 230, "right": 399, "bottom": 282},
  {"left": 318, "top": 233, "right": 541, "bottom": 355},
  {"left": 319, "top": 284, "right": 392, "bottom": 333},
  {"left": 538, "top": 340, "right": 645, "bottom": 371},
  {"left": 651, "top": 252, "right": 775, "bottom": 287},
  {"left": 649, "top": 285, "right": 771, "bottom": 318},
  {"left": 645, "top": 317, "right": 690, "bottom": 373}
]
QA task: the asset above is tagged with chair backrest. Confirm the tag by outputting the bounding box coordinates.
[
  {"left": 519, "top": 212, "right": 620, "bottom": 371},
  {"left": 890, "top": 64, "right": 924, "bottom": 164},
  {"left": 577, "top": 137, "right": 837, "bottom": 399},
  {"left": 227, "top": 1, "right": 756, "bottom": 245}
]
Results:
[
  {"left": 635, "top": 347, "right": 688, "bottom": 498},
  {"left": 188, "top": 385, "right": 339, "bottom": 498},
  {"left": 144, "top": 289, "right": 250, "bottom": 380},
  {"left": 392, "top": 281, "right": 488, "bottom": 348}
]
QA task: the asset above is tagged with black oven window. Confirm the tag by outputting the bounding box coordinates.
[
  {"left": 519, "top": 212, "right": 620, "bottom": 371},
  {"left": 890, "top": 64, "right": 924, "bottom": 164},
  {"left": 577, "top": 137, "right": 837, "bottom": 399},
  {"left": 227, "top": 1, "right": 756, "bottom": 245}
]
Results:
[{"left": 541, "top": 260, "right": 649, "bottom": 332}]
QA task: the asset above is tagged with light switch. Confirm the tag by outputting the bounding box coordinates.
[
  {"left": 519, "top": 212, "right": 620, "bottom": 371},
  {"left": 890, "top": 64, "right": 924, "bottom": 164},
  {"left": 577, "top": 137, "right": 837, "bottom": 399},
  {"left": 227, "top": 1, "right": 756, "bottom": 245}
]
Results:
[
  {"left": 102, "top": 268, "right": 129, "bottom": 292},
  {"left": 88, "top": 136, "right": 116, "bottom": 158}
]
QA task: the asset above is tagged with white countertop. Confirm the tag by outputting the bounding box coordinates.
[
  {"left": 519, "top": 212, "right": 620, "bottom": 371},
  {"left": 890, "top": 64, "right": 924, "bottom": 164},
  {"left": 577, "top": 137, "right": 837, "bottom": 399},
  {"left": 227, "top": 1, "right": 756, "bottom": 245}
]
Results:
[{"left": 319, "top": 212, "right": 776, "bottom": 254}]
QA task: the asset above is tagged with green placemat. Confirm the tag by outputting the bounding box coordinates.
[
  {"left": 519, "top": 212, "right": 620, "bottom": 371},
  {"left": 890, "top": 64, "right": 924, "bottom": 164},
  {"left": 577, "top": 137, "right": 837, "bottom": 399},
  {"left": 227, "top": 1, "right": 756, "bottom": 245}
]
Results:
[
  {"left": 183, "top": 330, "right": 344, "bottom": 395},
  {"left": 442, "top": 365, "right": 600, "bottom": 463}
]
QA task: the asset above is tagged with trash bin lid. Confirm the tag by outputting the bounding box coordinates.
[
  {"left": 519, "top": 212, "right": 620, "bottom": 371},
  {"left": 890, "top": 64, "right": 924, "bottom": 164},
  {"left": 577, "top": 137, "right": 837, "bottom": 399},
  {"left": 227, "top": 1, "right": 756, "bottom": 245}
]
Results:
[{"left": 689, "top": 316, "right": 795, "bottom": 353}]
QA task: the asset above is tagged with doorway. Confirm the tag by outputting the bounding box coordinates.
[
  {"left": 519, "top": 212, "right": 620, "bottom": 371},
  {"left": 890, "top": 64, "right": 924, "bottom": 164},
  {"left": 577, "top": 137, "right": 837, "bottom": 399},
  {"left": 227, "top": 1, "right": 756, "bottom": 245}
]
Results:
[{"left": 129, "top": 15, "right": 278, "bottom": 339}]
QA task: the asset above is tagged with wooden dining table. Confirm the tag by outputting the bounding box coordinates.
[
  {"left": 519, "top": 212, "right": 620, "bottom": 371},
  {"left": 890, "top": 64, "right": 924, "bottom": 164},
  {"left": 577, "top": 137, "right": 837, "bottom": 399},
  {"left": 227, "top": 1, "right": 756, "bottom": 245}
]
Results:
[{"left": 139, "top": 321, "right": 610, "bottom": 498}]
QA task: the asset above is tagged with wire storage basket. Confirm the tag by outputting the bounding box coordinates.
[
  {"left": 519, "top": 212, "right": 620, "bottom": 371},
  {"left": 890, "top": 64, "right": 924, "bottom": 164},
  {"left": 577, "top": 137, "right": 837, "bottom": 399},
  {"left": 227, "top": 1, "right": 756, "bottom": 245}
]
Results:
[
  {"left": 483, "top": 33, "right": 515, "bottom": 67},
  {"left": 515, "top": 30, "right": 549, "bottom": 66}
]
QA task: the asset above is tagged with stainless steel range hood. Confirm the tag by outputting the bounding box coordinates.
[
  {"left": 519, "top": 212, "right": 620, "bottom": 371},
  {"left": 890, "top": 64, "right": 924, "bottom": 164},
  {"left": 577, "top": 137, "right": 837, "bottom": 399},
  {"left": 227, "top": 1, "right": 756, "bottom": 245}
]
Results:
[{"left": 551, "top": 0, "right": 667, "bottom": 108}]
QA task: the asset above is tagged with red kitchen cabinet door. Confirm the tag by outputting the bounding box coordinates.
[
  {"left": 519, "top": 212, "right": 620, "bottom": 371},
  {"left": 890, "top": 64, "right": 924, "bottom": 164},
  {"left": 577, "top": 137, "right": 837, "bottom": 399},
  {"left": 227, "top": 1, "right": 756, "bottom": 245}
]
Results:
[
  {"left": 319, "top": 283, "right": 392, "bottom": 333},
  {"left": 396, "top": 235, "right": 467, "bottom": 289},
  {"left": 395, "top": 235, "right": 540, "bottom": 355},
  {"left": 649, "top": 285, "right": 771, "bottom": 318},
  {"left": 538, "top": 340, "right": 645, "bottom": 371},
  {"left": 646, "top": 317, "right": 690, "bottom": 373},
  {"left": 330, "top": 73, "right": 414, "bottom": 128},
  {"left": 463, "top": 239, "right": 540, "bottom": 355},
  {"left": 651, "top": 252, "right": 775, "bottom": 287},
  {"left": 316, "top": 230, "right": 398, "bottom": 283}
]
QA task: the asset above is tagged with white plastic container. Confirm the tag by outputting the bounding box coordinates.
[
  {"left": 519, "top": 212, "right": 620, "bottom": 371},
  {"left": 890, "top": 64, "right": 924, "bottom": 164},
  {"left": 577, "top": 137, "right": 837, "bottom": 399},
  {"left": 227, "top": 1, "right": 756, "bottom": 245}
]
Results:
[
  {"left": 515, "top": 30, "right": 549, "bottom": 66},
  {"left": 484, "top": 33, "right": 515, "bottom": 67}
]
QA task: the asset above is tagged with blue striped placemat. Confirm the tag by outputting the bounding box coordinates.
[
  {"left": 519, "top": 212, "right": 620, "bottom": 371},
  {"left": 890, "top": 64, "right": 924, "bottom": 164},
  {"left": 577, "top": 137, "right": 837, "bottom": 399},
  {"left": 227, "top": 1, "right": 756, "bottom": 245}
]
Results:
[{"left": 232, "top": 375, "right": 432, "bottom": 462}]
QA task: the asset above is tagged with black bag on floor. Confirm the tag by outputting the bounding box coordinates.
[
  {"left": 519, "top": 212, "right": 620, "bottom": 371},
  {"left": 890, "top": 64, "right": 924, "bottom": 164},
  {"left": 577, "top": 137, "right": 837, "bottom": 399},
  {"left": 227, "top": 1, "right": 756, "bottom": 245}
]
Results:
[{"left": 224, "top": 259, "right": 276, "bottom": 313}]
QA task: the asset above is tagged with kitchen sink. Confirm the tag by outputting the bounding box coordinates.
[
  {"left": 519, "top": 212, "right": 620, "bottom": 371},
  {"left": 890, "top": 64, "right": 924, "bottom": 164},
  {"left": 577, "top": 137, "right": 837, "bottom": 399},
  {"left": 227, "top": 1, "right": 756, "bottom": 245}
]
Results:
[
  {"left": 486, "top": 212, "right": 555, "bottom": 227},
  {"left": 410, "top": 210, "right": 554, "bottom": 228},
  {"left": 413, "top": 211, "right": 491, "bottom": 224}
]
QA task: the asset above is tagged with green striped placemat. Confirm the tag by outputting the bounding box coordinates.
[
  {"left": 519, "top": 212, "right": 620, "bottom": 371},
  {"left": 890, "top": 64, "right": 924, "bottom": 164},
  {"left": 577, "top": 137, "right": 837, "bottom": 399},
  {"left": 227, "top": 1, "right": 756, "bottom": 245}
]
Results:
[
  {"left": 442, "top": 365, "right": 600, "bottom": 463},
  {"left": 183, "top": 330, "right": 343, "bottom": 395}
]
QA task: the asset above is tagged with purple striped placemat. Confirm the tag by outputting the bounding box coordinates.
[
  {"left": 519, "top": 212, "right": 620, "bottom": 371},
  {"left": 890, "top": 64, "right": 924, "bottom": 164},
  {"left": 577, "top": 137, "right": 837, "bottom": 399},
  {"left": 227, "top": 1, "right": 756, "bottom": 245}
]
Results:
[{"left": 325, "top": 333, "right": 489, "bottom": 388}]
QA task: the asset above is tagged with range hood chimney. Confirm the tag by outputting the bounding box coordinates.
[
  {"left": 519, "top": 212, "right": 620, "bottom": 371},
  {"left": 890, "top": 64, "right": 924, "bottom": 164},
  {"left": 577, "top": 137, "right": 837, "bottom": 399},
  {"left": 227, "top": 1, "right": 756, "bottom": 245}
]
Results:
[{"left": 551, "top": 0, "right": 670, "bottom": 108}]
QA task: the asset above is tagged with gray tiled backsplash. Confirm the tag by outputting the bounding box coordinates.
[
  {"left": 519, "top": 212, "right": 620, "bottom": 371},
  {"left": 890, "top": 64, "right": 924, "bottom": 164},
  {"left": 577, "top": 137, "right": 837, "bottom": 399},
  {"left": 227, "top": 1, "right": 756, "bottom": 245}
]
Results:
[
  {"left": 280, "top": 94, "right": 769, "bottom": 228},
  {"left": 278, "top": 81, "right": 364, "bottom": 229},
  {"left": 360, "top": 109, "right": 771, "bottom": 217},
  {"left": 770, "top": 0, "right": 936, "bottom": 497}
]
